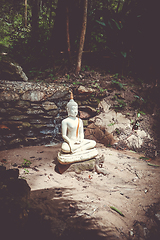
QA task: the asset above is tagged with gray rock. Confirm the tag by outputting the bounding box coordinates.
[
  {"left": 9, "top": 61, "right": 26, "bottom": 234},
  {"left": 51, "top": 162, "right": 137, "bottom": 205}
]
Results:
[
  {"left": 90, "top": 100, "right": 151, "bottom": 150},
  {"left": 26, "top": 108, "right": 44, "bottom": 115},
  {"left": 7, "top": 108, "right": 22, "bottom": 115},
  {"left": 48, "top": 90, "right": 69, "bottom": 100},
  {"left": 9, "top": 138, "right": 22, "bottom": 145},
  {"left": 42, "top": 101, "right": 58, "bottom": 110},
  {"left": 10, "top": 115, "right": 28, "bottom": 120},
  {"left": 56, "top": 100, "right": 68, "bottom": 108},
  {"left": 155, "top": 212, "right": 160, "bottom": 221},
  {"left": 30, "top": 118, "right": 51, "bottom": 124},
  {"left": 16, "top": 100, "right": 30, "bottom": 108},
  {"left": 0, "top": 58, "right": 28, "bottom": 81},
  {"left": 22, "top": 122, "right": 31, "bottom": 128},
  {"left": 0, "top": 108, "right": 7, "bottom": 113},
  {"left": 47, "top": 110, "right": 59, "bottom": 116},
  {"left": 0, "top": 91, "right": 19, "bottom": 101},
  {"left": 77, "top": 85, "right": 96, "bottom": 94},
  {"left": 22, "top": 91, "right": 45, "bottom": 102},
  {"left": 32, "top": 124, "right": 46, "bottom": 129},
  {"left": 30, "top": 104, "right": 42, "bottom": 109}
]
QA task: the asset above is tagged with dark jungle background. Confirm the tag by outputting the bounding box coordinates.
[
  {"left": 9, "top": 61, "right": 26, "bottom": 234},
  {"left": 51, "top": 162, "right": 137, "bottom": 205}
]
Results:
[{"left": 0, "top": 0, "right": 159, "bottom": 82}]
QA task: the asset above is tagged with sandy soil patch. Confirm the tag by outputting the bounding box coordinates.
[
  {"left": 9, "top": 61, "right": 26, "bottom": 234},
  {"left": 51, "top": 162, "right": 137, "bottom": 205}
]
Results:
[{"left": 1, "top": 143, "right": 160, "bottom": 239}]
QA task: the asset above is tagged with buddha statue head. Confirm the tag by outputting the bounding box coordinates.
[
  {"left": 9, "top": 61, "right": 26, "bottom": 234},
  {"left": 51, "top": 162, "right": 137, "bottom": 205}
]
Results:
[{"left": 66, "top": 92, "right": 78, "bottom": 117}]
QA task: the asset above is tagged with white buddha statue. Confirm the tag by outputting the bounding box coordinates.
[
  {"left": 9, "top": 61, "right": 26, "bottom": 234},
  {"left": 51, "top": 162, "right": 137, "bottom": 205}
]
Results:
[{"left": 57, "top": 92, "right": 98, "bottom": 164}]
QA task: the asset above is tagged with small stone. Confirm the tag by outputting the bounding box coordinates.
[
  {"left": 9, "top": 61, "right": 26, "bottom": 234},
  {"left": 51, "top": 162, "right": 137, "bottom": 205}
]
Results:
[
  {"left": 22, "top": 122, "right": 31, "bottom": 128},
  {"left": 48, "top": 90, "right": 69, "bottom": 100},
  {"left": 79, "top": 111, "right": 91, "bottom": 119},
  {"left": 129, "top": 229, "right": 134, "bottom": 236},
  {"left": 10, "top": 115, "right": 28, "bottom": 120},
  {"left": 27, "top": 108, "right": 44, "bottom": 114},
  {"left": 77, "top": 85, "right": 95, "bottom": 95},
  {"left": 0, "top": 108, "right": 7, "bottom": 113},
  {"left": 9, "top": 138, "right": 22, "bottom": 145},
  {"left": 155, "top": 212, "right": 160, "bottom": 221},
  {"left": 42, "top": 101, "right": 58, "bottom": 110},
  {"left": 0, "top": 91, "right": 19, "bottom": 101},
  {"left": 12, "top": 163, "right": 18, "bottom": 167},
  {"left": 7, "top": 108, "right": 22, "bottom": 115},
  {"left": 16, "top": 100, "right": 30, "bottom": 108},
  {"left": 47, "top": 110, "right": 58, "bottom": 116}
]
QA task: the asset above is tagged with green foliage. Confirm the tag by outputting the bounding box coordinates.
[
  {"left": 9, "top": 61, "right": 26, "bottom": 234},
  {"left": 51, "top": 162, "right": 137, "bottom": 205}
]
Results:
[
  {"left": 115, "top": 128, "right": 120, "bottom": 135},
  {"left": 111, "top": 74, "right": 126, "bottom": 90},
  {"left": 22, "top": 159, "right": 31, "bottom": 168},
  {"left": 73, "top": 81, "right": 81, "bottom": 85},
  {"left": 112, "top": 93, "right": 126, "bottom": 111},
  {"left": 24, "top": 168, "right": 29, "bottom": 174},
  {"left": 0, "top": 0, "right": 158, "bottom": 80},
  {"left": 108, "top": 122, "right": 115, "bottom": 126},
  {"left": 82, "top": 65, "right": 90, "bottom": 71},
  {"left": 134, "top": 95, "right": 146, "bottom": 103},
  {"left": 138, "top": 110, "right": 146, "bottom": 115},
  {"left": 66, "top": 74, "right": 70, "bottom": 80}
]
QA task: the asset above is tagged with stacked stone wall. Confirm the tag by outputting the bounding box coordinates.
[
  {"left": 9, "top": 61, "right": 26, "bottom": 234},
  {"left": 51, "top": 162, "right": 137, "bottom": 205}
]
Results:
[{"left": 0, "top": 81, "right": 101, "bottom": 150}]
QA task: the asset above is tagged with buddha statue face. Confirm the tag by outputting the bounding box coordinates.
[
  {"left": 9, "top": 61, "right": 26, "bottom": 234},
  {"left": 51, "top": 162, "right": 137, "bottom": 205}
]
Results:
[
  {"left": 68, "top": 105, "right": 78, "bottom": 117},
  {"left": 67, "top": 100, "right": 78, "bottom": 117}
]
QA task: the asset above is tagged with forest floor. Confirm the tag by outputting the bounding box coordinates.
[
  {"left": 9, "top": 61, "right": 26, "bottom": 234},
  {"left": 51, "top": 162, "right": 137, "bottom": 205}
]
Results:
[
  {"left": 1, "top": 143, "right": 160, "bottom": 240},
  {"left": 1, "top": 68, "right": 160, "bottom": 239}
]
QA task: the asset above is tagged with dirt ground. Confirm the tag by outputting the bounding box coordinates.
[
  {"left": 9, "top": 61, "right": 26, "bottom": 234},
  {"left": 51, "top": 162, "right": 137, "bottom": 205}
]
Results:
[
  {"left": 1, "top": 143, "right": 160, "bottom": 239},
  {"left": 0, "top": 68, "right": 160, "bottom": 239}
]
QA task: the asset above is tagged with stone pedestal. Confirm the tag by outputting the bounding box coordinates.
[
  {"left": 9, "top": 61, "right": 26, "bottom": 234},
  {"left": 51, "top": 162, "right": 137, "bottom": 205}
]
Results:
[
  {"left": 57, "top": 148, "right": 98, "bottom": 165},
  {"left": 56, "top": 158, "right": 96, "bottom": 174}
]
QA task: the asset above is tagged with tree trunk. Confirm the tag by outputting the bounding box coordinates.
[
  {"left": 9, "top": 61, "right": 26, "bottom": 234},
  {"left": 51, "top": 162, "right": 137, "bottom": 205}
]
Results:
[
  {"left": 24, "top": 0, "right": 27, "bottom": 27},
  {"left": 31, "top": 0, "right": 39, "bottom": 40},
  {"left": 116, "top": 0, "right": 121, "bottom": 13},
  {"left": 66, "top": 4, "right": 71, "bottom": 65},
  {"left": 75, "top": 0, "right": 88, "bottom": 74}
]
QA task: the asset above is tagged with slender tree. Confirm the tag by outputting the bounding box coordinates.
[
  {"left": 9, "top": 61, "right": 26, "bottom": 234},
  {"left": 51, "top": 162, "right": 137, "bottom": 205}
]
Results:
[
  {"left": 66, "top": 3, "right": 71, "bottom": 65},
  {"left": 31, "top": 0, "right": 39, "bottom": 40},
  {"left": 24, "top": 0, "right": 27, "bottom": 27},
  {"left": 75, "top": 0, "right": 88, "bottom": 74}
]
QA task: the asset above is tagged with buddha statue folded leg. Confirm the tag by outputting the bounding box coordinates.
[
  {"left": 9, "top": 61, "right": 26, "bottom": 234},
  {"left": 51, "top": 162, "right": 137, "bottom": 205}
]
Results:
[
  {"left": 61, "top": 139, "right": 96, "bottom": 154},
  {"left": 58, "top": 147, "right": 98, "bottom": 164}
]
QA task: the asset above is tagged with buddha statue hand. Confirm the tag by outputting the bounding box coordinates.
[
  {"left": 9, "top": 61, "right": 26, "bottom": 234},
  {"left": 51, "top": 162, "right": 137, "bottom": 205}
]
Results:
[{"left": 69, "top": 140, "right": 82, "bottom": 153}]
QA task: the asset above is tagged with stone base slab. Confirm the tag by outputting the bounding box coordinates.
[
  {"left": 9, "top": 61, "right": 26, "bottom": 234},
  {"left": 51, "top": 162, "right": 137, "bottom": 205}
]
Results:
[
  {"left": 57, "top": 148, "right": 98, "bottom": 165},
  {"left": 56, "top": 158, "right": 96, "bottom": 174}
]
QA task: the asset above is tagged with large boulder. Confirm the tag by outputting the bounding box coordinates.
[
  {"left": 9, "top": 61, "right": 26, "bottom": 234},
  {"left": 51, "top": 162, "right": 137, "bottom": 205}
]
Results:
[
  {"left": 0, "top": 56, "right": 28, "bottom": 81},
  {"left": 88, "top": 99, "right": 152, "bottom": 151}
]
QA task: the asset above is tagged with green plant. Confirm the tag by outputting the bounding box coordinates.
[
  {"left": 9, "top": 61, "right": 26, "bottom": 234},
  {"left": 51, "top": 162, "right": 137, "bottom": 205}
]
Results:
[
  {"left": 113, "top": 98, "right": 126, "bottom": 111},
  {"left": 112, "top": 73, "right": 119, "bottom": 79},
  {"left": 22, "top": 159, "right": 31, "bottom": 168},
  {"left": 134, "top": 95, "right": 145, "bottom": 103},
  {"left": 108, "top": 122, "right": 115, "bottom": 126},
  {"left": 138, "top": 110, "right": 146, "bottom": 115},
  {"left": 115, "top": 128, "right": 120, "bottom": 135},
  {"left": 111, "top": 79, "right": 126, "bottom": 90},
  {"left": 137, "top": 112, "right": 141, "bottom": 118},
  {"left": 24, "top": 168, "right": 29, "bottom": 174},
  {"left": 66, "top": 74, "right": 70, "bottom": 80},
  {"left": 73, "top": 81, "right": 81, "bottom": 85}
]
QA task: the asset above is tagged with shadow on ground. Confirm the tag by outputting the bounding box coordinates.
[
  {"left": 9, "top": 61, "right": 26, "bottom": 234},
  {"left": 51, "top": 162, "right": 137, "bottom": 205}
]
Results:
[{"left": 1, "top": 186, "right": 120, "bottom": 240}]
